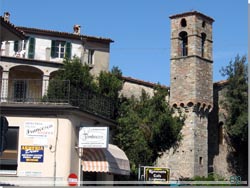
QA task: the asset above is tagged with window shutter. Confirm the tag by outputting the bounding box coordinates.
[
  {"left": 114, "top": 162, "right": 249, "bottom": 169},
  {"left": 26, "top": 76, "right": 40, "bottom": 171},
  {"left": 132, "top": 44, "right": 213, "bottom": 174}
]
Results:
[
  {"left": 28, "top": 37, "right": 35, "bottom": 59},
  {"left": 51, "top": 40, "right": 56, "bottom": 58},
  {"left": 14, "top": 41, "right": 18, "bottom": 52},
  {"left": 65, "top": 42, "right": 72, "bottom": 59}
]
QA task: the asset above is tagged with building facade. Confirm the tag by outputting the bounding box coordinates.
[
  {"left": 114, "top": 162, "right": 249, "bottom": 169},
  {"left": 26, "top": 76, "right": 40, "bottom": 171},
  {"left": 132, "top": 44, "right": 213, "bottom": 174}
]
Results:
[
  {"left": 0, "top": 10, "right": 240, "bottom": 184},
  {"left": 0, "top": 13, "right": 130, "bottom": 186}
]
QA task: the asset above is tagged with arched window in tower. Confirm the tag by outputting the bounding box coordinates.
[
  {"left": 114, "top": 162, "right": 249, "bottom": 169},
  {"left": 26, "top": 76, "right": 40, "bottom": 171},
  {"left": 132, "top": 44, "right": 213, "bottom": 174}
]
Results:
[
  {"left": 180, "top": 18, "right": 187, "bottom": 27},
  {"left": 179, "top": 31, "right": 188, "bottom": 56},
  {"left": 201, "top": 33, "right": 206, "bottom": 57}
]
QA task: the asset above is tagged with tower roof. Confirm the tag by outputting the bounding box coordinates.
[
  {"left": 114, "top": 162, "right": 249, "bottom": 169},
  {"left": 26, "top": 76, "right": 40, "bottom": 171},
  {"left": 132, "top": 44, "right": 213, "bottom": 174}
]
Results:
[{"left": 169, "top": 11, "right": 214, "bottom": 23}]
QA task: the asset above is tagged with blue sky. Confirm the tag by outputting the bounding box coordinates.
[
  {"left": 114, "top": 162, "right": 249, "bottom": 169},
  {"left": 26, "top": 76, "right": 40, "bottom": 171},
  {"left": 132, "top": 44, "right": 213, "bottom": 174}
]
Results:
[{"left": 1, "top": 0, "right": 248, "bottom": 86}]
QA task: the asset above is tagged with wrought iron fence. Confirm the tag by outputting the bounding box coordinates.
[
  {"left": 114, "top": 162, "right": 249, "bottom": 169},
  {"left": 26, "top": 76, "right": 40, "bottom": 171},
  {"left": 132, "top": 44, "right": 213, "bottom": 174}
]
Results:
[
  {"left": 0, "top": 79, "right": 115, "bottom": 119},
  {"left": 0, "top": 79, "right": 70, "bottom": 103}
]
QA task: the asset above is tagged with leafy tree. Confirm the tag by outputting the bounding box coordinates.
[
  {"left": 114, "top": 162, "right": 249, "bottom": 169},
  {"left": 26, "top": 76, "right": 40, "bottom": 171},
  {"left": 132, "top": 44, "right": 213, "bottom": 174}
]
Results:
[
  {"left": 97, "top": 66, "right": 123, "bottom": 118},
  {"left": 97, "top": 67, "right": 123, "bottom": 98},
  {"left": 220, "top": 54, "right": 248, "bottom": 180},
  {"left": 220, "top": 55, "right": 248, "bottom": 146},
  {"left": 46, "top": 56, "right": 97, "bottom": 104},
  {"left": 114, "top": 86, "right": 184, "bottom": 178}
]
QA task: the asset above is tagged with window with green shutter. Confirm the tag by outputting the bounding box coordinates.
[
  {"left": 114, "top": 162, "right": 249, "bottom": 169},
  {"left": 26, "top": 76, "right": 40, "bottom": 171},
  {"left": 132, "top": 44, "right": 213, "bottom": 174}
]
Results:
[
  {"left": 14, "top": 41, "right": 19, "bottom": 52},
  {"left": 51, "top": 40, "right": 56, "bottom": 58},
  {"left": 51, "top": 40, "right": 71, "bottom": 59},
  {"left": 65, "top": 42, "right": 72, "bottom": 59},
  {"left": 28, "top": 37, "right": 35, "bottom": 59}
]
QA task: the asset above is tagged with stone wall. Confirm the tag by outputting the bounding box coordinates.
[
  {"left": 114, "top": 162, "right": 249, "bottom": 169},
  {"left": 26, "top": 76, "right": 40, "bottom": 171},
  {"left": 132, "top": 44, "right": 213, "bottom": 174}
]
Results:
[
  {"left": 120, "top": 77, "right": 170, "bottom": 102},
  {"left": 208, "top": 81, "right": 235, "bottom": 180},
  {"left": 156, "top": 105, "right": 209, "bottom": 179},
  {"left": 120, "top": 81, "right": 155, "bottom": 99}
]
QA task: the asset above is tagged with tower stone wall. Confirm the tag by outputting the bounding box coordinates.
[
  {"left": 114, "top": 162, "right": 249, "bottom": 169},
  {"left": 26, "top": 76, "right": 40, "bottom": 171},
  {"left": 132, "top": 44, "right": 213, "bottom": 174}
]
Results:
[{"left": 156, "top": 11, "right": 214, "bottom": 179}]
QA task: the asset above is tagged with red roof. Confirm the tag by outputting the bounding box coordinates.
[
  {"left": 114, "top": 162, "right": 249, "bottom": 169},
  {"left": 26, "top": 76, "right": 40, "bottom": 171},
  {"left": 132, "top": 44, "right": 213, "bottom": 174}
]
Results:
[
  {"left": 17, "top": 26, "right": 113, "bottom": 43},
  {"left": 122, "top": 76, "right": 169, "bottom": 89},
  {"left": 0, "top": 16, "right": 26, "bottom": 40}
]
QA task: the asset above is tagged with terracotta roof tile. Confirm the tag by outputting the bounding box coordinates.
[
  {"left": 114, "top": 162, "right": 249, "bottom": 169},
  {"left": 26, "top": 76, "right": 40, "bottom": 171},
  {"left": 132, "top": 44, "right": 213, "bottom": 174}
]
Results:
[
  {"left": 0, "top": 16, "right": 26, "bottom": 39},
  {"left": 122, "top": 76, "right": 169, "bottom": 89},
  {"left": 16, "top": 26, "right": 114, "bottom": 43},
  {"left": 213, "top": 80, "right": 228, "bottom": 87}
]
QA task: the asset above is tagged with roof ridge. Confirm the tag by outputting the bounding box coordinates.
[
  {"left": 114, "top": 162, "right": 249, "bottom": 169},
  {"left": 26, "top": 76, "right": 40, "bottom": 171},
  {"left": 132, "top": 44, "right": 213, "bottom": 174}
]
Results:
[
  {"left": 16, "top": 25, "right": 113, "bottom": 42},
  {"left": 0, "top": 16, "right": 26, "bottom": 38},
  {"left": 122, "top": 76, "right": 169, "bottom": 89}
]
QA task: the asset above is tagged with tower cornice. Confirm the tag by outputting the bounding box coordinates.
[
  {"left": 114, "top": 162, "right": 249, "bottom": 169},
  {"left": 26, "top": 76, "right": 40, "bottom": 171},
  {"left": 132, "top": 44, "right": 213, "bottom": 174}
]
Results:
[
  {"left": 170, "top": 55, "right": 213, "bottom": 63},
  {"left": 169, "top": 11, "right": 214, "bottom": 23}
]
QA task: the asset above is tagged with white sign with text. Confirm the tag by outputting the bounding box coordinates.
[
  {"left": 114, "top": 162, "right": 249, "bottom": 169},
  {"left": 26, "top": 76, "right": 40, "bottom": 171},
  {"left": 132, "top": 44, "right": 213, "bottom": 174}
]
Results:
[
  {"left": 24, "top": 121, "right": 54, "bottom": 138},
  {"left": 78, "top": 127, "right": 109, "bottom": 148}
]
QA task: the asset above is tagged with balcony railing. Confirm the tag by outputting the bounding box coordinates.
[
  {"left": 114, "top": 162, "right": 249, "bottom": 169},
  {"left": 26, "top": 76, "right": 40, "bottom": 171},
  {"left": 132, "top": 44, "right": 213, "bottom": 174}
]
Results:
[
  {"left": 0, "top": 79, "right": 115, "bottom": 119},
  {"left": 0, "top": 79, "right": 70, "bottom": 103}
]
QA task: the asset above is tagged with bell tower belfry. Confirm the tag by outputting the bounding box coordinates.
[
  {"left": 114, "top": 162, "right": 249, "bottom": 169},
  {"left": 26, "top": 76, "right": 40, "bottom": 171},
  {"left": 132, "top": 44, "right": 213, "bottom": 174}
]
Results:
[
  {"left": 157, "top": 11, "right": 214, "bottom": 179},
  {"left": 169, "top": 11, "right": 214, "bottom": 107}
]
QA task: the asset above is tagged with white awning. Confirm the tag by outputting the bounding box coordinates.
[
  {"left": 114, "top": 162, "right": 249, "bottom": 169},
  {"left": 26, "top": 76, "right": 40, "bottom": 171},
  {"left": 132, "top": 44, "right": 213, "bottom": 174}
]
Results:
[{"left": 81, "top": 144, "right": 130, "bottom": 175}]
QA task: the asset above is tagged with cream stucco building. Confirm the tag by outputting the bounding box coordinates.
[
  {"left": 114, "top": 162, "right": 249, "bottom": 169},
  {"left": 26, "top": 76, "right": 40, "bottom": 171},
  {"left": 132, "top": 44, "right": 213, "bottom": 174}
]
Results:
[{"left": 0, "top": 12, "right": 130, "bottom": 186}]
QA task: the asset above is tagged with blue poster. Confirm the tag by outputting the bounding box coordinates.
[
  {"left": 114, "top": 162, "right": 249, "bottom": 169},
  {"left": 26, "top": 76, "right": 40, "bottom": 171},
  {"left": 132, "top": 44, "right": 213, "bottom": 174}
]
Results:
[{"left": 20, "top": 145, "right": 44, "bottom": 163}]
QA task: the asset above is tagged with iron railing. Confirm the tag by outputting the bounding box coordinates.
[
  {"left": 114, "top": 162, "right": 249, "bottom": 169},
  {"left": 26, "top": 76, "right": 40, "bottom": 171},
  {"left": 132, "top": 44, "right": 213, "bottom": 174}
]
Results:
[{"left": 0, "top": 79, "right": 115, "bottom": 119}]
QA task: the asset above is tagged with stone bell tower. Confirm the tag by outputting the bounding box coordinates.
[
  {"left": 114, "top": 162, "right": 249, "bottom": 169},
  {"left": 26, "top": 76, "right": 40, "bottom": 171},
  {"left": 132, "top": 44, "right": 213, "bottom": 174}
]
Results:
[{"left": 157, "top": 11, "right": 214, "bottom": 179}]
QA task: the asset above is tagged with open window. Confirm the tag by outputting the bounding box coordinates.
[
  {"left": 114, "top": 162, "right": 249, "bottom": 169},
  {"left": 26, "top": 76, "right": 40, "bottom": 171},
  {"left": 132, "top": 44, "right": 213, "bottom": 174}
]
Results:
[
  {"left": 179, "top": 31, "right": 188, "bottom": 56},
  {"left": 201, "top": 33, "right": 206, "bottom": 57},
  {"left": 51, "top": 40, "right": 72, "bottom": 59},
  {"left": 180, "top": 18, "right": 187, "bottom": 27}
]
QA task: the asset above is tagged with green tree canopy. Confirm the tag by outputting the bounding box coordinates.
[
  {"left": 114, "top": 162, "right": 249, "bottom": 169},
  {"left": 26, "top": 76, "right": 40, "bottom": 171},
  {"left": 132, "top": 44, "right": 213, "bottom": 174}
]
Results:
[
  {"left": 220, "top": 54, "right": 248, "bottom": 180},
  {"left": 220, "top": 54, "right": 248, "bottom": 145},
  {"left": 97, "top": 66, "right": 123, "bottom": 100},
  {"left": 114, "top": 86, "right": 184, "bottom": 178}
]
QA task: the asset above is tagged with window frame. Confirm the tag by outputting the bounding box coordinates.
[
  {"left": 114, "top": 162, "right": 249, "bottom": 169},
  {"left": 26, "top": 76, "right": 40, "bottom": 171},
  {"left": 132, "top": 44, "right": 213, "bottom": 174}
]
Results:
[
  {"left": 87, "top": 49, "right": 95, "bottom": 65},
  {"left": 51, "top": 40, "right": 71, "bottom": 59},
  {"left": 179, "top": 31, "right": 188, "bottom": 56},
  {"left": 13, "top": 80, "right": 28, "bottom": 102}
]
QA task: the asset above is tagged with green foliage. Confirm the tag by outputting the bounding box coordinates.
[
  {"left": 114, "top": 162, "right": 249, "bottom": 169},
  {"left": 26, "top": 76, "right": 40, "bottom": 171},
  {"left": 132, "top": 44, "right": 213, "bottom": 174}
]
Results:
[
  {"left": 45, "top": 56, "right": 97, "bottom": 104},
  {"left": 220, "top": 55, "right": 248, "bottom": 145},
  {"left": 114, "top": 86, "right": 184, "bottom": 177},
  {"left": 97, "top": 66, "right": 123, "bottom": 100},
  {"left": 180, "top": 173, "right": 227, "bottom": 186},
  {"left": 220, "top": 55, "right": 248, "bottom": 181},
  {"left": 45, "top": 57, "right": 123, "bottom": 118}
]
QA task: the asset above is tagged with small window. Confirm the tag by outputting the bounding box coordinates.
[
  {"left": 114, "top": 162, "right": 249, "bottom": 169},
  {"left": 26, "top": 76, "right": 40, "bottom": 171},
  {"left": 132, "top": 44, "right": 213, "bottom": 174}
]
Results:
[
  {"left": 88, "top": 49, "right": 94, "bottom": 65},
  {"left": 202, "top": 21, "right": 206, "bottom": 28},
  {"left": 0, "top": 127, "right": 19, "bottom": 172},
  {"left": 199, "top": 157, "right": 203, "bottom": 165},
  {"left": 180, "top": 18, "right": 187, "bottom": 27}
]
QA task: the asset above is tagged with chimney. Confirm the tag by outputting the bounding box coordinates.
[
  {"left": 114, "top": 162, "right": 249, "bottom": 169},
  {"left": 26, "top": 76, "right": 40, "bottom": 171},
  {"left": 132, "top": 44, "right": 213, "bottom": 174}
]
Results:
[
  {"left": 73, "top": 25, "right": 81, "bottom": 35},
  {"left": 3, "top": 12, "right": 10, "bottom": 22}
]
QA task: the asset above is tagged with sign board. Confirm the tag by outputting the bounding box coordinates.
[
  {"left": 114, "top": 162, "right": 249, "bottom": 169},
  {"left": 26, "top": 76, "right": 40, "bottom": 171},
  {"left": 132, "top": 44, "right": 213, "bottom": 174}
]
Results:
[
  {"left": 78, "top": 127, "right": 109, "bottom": 148},
  {"left": 145, "top": 167, "right": 170, "bottom": 181},
  {"left": 24, "top": 121, "right": 54, "bottom": 137},
  {"left": 20, "top": 145, "right": 44, "bottom": 163},
  {"left": 68, "top": 173, "right": 78, "bottom": 186}
]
